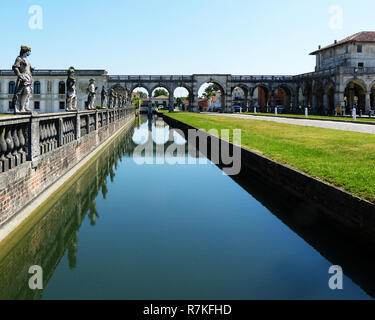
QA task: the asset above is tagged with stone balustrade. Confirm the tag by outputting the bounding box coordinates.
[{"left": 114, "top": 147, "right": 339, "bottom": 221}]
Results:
[{"left": 0, "top": 106, "right": 135, "bottom": 174}]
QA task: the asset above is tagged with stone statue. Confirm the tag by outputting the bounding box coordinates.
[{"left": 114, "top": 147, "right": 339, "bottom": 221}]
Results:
[
  {"left": 108, "top": 89, "right": 114, "bottom": 108},
  {"left": 86, "top": 79, "right": 97, "bottom": 110},
  {"left": 11, "top": 45, "right": 34, "bottom": 114},
  {"left": 113, "top": 92, "right": 119, "bottom": 108},
  {"left": 101, "top": 86, "right": 108, "bottom": 109},
  {"left": 66, "top": 67, "right": 77, "bottom": 111}
]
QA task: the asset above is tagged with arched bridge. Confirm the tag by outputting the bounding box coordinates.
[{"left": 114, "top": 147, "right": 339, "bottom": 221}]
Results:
[{"left": 108, "top": 74, "right": 297, "bottom": 112}]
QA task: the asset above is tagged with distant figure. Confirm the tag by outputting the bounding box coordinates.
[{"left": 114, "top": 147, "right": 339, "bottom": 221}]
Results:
[{"left": 12, "top": 45, "right": 34, "bottom": 114}]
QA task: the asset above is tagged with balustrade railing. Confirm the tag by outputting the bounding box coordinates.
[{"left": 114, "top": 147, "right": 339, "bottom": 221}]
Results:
[
  {"left": 0, "top": 106, "right": 135, "bottom": 173},
  {"left": 0, "top": 119, "right": 29, "bottom": 172},
  {"left": 39, "top": 119, "right": 58, "bottom": 155}
]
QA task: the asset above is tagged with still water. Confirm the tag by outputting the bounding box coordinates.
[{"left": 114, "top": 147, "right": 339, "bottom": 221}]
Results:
[{"left": 0, "top": 115, "right": 374, "bottom": 300}]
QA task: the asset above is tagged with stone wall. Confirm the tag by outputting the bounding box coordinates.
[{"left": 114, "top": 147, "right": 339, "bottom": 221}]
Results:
[
  {"left": 162, "top": 114, "right": 375, "bottom": 243},
  {"left": 0, "top": 107, "right": 135, "bottom": 226}
]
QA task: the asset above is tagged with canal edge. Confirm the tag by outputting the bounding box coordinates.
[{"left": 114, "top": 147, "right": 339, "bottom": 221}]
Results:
[{"left": 159, "top": 112, "right": 375, "bottom": 242}]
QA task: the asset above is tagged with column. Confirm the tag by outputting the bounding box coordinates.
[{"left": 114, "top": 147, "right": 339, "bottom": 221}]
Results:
[
  {"left": 323, "top": 94, "right": 329, "bottom": 115},
  {"left": 225, "top": 93, "right": 232, "bottom": 113},
  {"left": 312, "top": 94, "right": 317, "bottom": 113},
  {"left": 270, "top": 90, "right": 275, "bottom": 111},
  {"left": 334, "top": 91, "right": 344, "bottom": 115},
  {"left": 365, "top": 92, "right": 371, "bottom": 113},
  {"left": 169, "top": 94, "right": 174, "bottom": 113},
  {"left": 148, "top": 96, "right": 152, "bottom": 116}
]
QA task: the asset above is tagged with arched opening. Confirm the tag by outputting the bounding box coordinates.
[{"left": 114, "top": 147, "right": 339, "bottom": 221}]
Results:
[
  {"left": 174, "top": 87, "right": 191, "bottom": 111},
  {"left": 313, "top": 81, "right": 324, "bottom": 115},
  {"left": 198, "top": 82, "right": 225, "bottom": 112},
  {"left": 131, "top": 87, "right": 149, "bottom": 113},
  {"left": 275, "top": 85, "right": 293, "bottom": 113},
  {"left": 344, "top": 80, "right": 366, "bottom": 114},
  {"left": 34, "top": 81, "right": 41, "bottom": 95},
  {"left": 232, "top": 86, "right": 248, "bottom": 111},
  {"left": 303, "top": 83, "right": 313, "bottom": 110},
  {"left": 370, "top": 83, "right": 375, "bottom": 113},
  {"left": 151, "top": 87, "right": 171, "bottom": 111},
  {"left": 325, "top": 82, "right": 335, "bottom": 115},
  {"left": 59, "top": 81, "right": 66, "bottom": 95},
  {"left": 295, "top": 86, "right": 305, "bottom": 114},
  {"left": 252, "top": 85, "right": 270, "bottom": 112},
  {"left": 8, "top": 81, "right": 15, "bottom": 94}
]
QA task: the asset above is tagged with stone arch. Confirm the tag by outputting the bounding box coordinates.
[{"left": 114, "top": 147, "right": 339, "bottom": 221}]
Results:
[
  {"left": 196, "top": 80, "right": 226, "bottom": 112},
  {"left": 173, "top": 85, "right": 193, "bottom": 111},
  {"left": 150, "top": 84, "right": 173, "bottom": 97},
  {"left": 343, "top": 78, "right": 367, "bottom": 92},
  {"left": 368, "top": 80, "right": 375, "bottom": 111},
  {"left": 312, "top": 80, "right": 325, "bottom": 114},
  {"left": 274, "top": 83, "right": 294, "bottom": 111},
  {"left": 251, "top": 83, "right": 272, "bottom": 111},
  {"left": 129, "top": 84, "right": 152, "bottom": 97},
  {"left": 344, "top": 79, "right": 366, "bottom": 113},
  {"left": 231, "top": 85, "right": 249, "bottom": 109},
  {"left": 325, "top": 81, "right": 336, "bottom": 115}
]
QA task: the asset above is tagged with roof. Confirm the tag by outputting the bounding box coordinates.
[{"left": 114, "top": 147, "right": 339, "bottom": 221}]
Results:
[
  {"left": 153, "top": 95, "right": 169, "bottom": 100},
  {"left": 310, "top": 31, "right": 375, "bottom": 55}
]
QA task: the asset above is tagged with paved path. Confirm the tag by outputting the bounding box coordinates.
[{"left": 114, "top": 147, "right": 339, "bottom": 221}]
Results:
[{"left": 201, "top": 113, "right": 375, "bottom": 135}]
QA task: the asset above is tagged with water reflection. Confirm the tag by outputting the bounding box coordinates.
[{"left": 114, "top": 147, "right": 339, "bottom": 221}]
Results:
[
  {"left": 0, "top": 115, "right": 374, "bottom": 299},
  {"left": 0, "top": 125, "right": 135, "bottom": 300}
]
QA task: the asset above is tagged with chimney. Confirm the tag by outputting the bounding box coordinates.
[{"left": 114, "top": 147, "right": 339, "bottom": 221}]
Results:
[
  {"left": 334, "top": 40, "right": 337, "bottom": 44},
  {"left": 318, "top": 45, "right": 321, "bottom": 49}
]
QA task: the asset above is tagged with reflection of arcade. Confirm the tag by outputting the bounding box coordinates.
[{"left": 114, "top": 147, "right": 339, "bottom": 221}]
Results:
[{"left": 0, "top": 125, "right": 136, "bottom": 300}]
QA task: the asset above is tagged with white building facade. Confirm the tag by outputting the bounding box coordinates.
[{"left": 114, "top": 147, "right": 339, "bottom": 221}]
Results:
[{"left": 0, "top": 70, "right": 107, "bottom": 114}]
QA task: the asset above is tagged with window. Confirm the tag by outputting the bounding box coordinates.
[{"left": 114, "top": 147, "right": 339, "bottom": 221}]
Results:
[
  {"left": 34, "top": 101, "right": 40, "bottom": 110},
  {"left": 59, "top": 101, "right": 65, "bottom": 110},
  {"left": 59, "top": 81, "right": 66, "bottom": 95},
  {"left": 9, "top": 101, "right": 14, "bottom": 110},
  {"left": 34, "top": 81, "right": 41, "bottom": 94},
  {"left": 358, "top": 62, "right": 364, "bottom": 68},
  {"left": 346, "top": 45, "right": 349, "bottom": 54},
  {"left": 357, "top": 44, "right": 363, "bottom": 53},
  {"left": 8, "top": 81, "right": 15, "bottom": 94}
]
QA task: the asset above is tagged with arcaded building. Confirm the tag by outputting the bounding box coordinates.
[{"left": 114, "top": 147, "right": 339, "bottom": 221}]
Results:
[{"left": 1, "top": 31, "right": 375, "bottom": 115}]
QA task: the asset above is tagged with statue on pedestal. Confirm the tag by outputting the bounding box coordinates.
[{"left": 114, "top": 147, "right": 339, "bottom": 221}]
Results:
[
  {"left": 66, "top": 67, "right": 77, "bottom": 111},
  {"left": 101, "top": 86, "right": 108, "bottom": 109},
  {"left": 86, "top": 79, "right": 97, "bottom": 110},
  {"left": 108, "top": 88, "right": 114, "bottom": 109},
  {"left": 11, "top": 46, "right": 34, "bottom": 114},
  {"left": 114, "top": 92, "right": 118, "bottom": 108}
]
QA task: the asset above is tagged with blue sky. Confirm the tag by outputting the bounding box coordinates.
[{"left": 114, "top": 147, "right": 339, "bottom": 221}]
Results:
[{"left": 0, "top": 0, "right": 375, "bottom": 75}]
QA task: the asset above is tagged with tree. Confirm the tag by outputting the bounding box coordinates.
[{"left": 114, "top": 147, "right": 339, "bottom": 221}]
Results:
[
  {"left": 135, "top": 91, "right": 147, "bottom": 99},
  {"left": 203, "top": 84, "right": 220, "bottom": 98},
  {"left": 153, "top": 89, "right": 168, "bottom": 97}
]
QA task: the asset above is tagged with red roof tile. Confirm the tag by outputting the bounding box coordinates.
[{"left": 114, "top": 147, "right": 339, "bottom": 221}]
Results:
[{"left": 310, "top": 31, "right": 375, "bottom": 55}]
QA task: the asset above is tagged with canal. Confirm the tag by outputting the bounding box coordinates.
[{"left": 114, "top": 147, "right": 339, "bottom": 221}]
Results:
[{"left": 0, "top": 115, "right": 374, "bottom": 300}]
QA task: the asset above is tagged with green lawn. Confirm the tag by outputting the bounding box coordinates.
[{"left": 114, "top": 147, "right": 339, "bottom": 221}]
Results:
[
  {"left": 163, "top": 112, "right": 375, "bottom": 203},
  {"left": 244, "top": 112, "right": 375, "bottom": 123}
]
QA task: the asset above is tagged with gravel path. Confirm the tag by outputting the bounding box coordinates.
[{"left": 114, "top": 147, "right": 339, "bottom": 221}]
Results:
[{"left": 201, "top": 113, "right": 375, "bottom": 135}]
